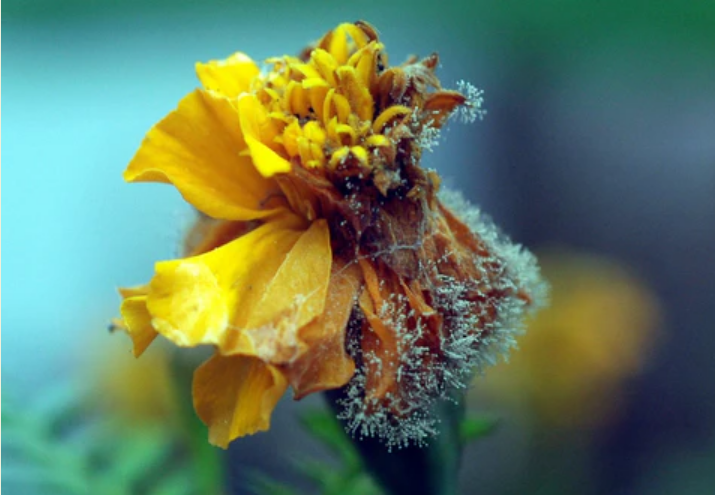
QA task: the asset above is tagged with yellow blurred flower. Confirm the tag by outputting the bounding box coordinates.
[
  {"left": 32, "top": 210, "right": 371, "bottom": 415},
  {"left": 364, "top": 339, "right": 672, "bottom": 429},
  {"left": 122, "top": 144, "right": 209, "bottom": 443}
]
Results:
[
  {"left": 116, "top": 21, "right": 546, "bottom": 448},
  {"left": 93, "top": 324, "right": 179, "bottom": 424},
  {"left": 477, "top": 251, "right": 660, "bottom": 428}
]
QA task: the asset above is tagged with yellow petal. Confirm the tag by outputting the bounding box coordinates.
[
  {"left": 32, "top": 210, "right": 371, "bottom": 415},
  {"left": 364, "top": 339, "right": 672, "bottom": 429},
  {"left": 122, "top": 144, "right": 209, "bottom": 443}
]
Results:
[
  {"left": 237, "top": 220, "right": 332, "bottom": 362},
  {"left": 328, "top": 26, "right": 349, "bottom": 65},
  {"left": 119, "top": 296, "right": 159, "bottom": 357},
  {"left": 348, "top": 42, "right": 383, "bottom": 90},
  {"left": 349, "top": 146, "right": 369, "bottom": 168},
  {"left": 284, "top": 259, "right": 361, "bottom": 399},
  {"left": 297, "top": 137, "right": 313, "bottom": 165},
  {"left": 282, "top": 121, "right": 302, "bottom": 158},
  {"left": 303, "top": 121, "right": 327, "bottom": 146},
  {"left": 334, "top": 123, "right": 357, "bottom": 146},
  {"left": 341, "top": 22, "right": 370, "bottom": 49},
  {"left": 365, "top": 134, "right": 391, "bottom": 148},
  {"left": 305, "top": 80, "right": 330, "bottom": 122},
  {"left": 118, "top": 284, "right": 149, "bottom": 299},
  {"left": 146, "top": 215, "right": 306, "bottom": 349},
  {"left": 245, "top": 135, "right": 292, "bottom": 177},
  {"left": 125, "top": 89, "right": 284, "bottom": 221},
  {"left": 195, "top": 52, "right": 260, "bottom": 98},
  {"left": 311, "top": 49, "right": 338, "bottom": 87},
  {"left": 328, "top": 146, "right": 350, "bottom": 169},
  {"left": 238, "top": 94, "right": 292, "bottom": 177},
  {"left": 193, "top": 354, "right": 288, "bottom": 448},
  {"left": 284, "top": 80, "right": 310, "bottom": 117},
  {"left": 292, "top": 63, "right": 321, "bottom": 80},
  {"left": 182, "top": 217, "right": 253, "bottom": 257},
  {"left": 323, "top": 90, "right": 351, "bottom": 124},
  {"left": 336, "top": 66, "right": 374, "bottom": 122}
]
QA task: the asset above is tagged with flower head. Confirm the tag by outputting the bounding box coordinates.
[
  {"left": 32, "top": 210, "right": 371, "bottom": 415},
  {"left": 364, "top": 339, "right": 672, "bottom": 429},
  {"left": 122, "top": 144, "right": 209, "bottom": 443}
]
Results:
[{"left": 117, "top": 21, "right": 546, "bottom": 449}]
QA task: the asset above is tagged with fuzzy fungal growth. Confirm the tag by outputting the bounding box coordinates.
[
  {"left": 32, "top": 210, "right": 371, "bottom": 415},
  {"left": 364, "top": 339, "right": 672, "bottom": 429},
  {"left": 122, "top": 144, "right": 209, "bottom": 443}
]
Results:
[
  {"left": 335, "top": 187, "right": 547, "bottom": 449},
  {"left": 116, "top": 21, "right": 547, "bottom": 449}
]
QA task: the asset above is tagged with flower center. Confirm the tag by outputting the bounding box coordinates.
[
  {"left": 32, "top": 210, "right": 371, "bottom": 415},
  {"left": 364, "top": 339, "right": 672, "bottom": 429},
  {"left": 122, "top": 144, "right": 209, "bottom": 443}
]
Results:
[{"left": 248, "top": 22, "right": 472, "bottom": 185}]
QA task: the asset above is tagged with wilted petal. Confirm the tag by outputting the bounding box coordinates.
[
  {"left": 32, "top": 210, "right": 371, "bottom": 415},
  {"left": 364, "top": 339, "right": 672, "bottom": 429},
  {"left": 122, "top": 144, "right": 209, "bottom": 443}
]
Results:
[
  {"left": 193, "top": 354, "right": 288, "bottom": 448},
  {"left": 146, "top": 215, "right": 306, "bottom": 349},
  {"left": 358, "top": 259, "right": 400, "bottom": 401},
  {"left": 229, "top": 219, "right": 333, "bottom": 361},
  {"left": 119, "top": 296, "right": 159, "bottom": 357},
  {"left": 283, "top": 259, "right": 361, "bottom": 399}
]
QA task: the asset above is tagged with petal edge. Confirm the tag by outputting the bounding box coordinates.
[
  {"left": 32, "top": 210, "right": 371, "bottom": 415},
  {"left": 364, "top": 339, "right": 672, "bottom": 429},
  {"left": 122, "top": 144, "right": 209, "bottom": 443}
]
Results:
[
  {"left": 125, "top": 89, "right": 285, "bottom": 220},
  {"left": 193, "top": 354, "right": 288, "bottom": 448}
]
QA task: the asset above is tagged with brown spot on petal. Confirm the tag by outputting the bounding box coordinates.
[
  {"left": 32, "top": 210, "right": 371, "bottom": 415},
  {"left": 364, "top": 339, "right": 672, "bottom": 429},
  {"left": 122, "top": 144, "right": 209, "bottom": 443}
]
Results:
[{"left": 282, "top": 258, "right": 362, "bottom": 399}]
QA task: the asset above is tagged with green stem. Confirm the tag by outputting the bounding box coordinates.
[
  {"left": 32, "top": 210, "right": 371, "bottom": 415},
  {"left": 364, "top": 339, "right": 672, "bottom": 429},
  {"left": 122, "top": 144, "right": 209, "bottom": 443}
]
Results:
[{"left": 324, "top": 389, "right": 465, "bottom": 495}]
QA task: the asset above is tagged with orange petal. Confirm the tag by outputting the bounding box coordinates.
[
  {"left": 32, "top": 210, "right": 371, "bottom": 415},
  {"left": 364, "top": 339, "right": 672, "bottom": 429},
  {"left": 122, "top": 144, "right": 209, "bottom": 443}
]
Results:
[
  {"left": 125, "top": 89, "right": 285, "bottom": 221},
  {"left": 193, "top": 354, "right": 288, "bottom": 448},
  {"left": 119, "top": 296, "right": 159, "bottom": 357},
  {"left": 358, "top": 288, "right": 399, "bottom": 401},
  {"left": 357, "top": 259, "right": 400, "bottom": 401},
  {"left": 195, "top": 52, "right": 259, "bottom": 98},
  {"left": 283, "top": 259, "right": 361, "bottom": 399}
]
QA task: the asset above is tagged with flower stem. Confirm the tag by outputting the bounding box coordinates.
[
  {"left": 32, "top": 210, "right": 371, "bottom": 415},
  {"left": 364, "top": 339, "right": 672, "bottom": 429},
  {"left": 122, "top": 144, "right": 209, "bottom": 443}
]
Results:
[{"left": 324, "top": 389, "right": 465, "bottom": 495}]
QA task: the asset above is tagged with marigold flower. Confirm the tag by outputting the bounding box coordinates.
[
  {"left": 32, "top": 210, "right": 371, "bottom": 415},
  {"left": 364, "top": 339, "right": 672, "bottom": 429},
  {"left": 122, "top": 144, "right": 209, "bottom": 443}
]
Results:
[{"left": 116, "top": 21, "right": 546, "bottom": 449}]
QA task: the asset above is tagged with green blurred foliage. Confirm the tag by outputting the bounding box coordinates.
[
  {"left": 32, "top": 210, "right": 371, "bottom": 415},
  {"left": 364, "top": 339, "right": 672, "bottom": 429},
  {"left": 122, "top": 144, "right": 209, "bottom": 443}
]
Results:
[
  {"left": 2, "top": 381, "right": 222, "bottom": 495},
  {"left": 250, "top": 410, "right": 384, "bottom": 495},
  {"left": 250, "top": 409, "right": 497, "bottom": 495},
  {"left": 460, "top": 415, "right": 498, "bottom": 445},
  {"left": 5, "top": 0, "right": 714, "bottom": 46}
]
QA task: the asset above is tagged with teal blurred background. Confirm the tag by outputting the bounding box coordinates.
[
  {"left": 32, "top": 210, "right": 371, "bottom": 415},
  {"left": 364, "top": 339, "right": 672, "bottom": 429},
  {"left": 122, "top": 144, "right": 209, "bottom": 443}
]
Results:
[{"left": 4, "top": 1, "right": 715, "bottom": 494}]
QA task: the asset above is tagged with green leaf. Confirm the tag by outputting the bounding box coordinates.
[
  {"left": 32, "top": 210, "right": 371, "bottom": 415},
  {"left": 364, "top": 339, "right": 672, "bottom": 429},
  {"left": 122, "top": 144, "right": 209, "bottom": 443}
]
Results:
[
  {"left": 2, "top": 463, "right": 91, "bottom": 495},
  {"left": 335, "top": 473, "right": 383, "bottom": 495},
  {"left": 150, "top": 470, "right": 196, "bottom": 495},
  {"left": 460, "top": 415, "right": 498, "bottom": 444},
  {"left": 98, "top": 425, "right": 174, "bottom": 486},
  {"left": 299, "top": 410, "right": 361, "bottom": 470},
  {"left": 250, "top": 408, "right": 387, "bottom": 495},
  {"left": 248, "top": 472, "right": 303, "bottom": 495}
]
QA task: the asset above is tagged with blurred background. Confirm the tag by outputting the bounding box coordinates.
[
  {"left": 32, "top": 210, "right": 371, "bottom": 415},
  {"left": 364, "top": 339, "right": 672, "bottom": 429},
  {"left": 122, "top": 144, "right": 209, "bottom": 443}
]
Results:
[{"left": 4, "top": 0, "right": 714, "bottom": 494}]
